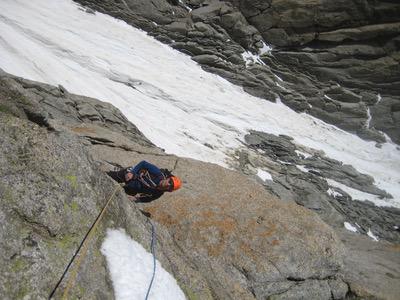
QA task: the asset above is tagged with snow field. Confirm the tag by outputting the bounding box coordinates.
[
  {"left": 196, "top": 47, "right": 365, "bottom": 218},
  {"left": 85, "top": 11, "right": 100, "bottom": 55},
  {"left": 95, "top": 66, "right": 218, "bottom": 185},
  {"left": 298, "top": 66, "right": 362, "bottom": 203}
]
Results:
[
  {"left": 0, "top": 0, "right": 399, "bottom": 208},
  {"left": 101, "top": 228, "right": 186, "bottom": 300},
  {"left": 1, "top": 0, "right": 398, "bottom": 295}
]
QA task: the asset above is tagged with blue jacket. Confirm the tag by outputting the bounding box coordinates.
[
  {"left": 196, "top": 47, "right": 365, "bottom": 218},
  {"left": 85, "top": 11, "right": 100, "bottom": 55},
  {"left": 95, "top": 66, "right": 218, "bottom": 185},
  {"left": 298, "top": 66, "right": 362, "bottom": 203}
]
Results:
[{"left": 124, "top": 160, "right": 165, "bottom": 201}]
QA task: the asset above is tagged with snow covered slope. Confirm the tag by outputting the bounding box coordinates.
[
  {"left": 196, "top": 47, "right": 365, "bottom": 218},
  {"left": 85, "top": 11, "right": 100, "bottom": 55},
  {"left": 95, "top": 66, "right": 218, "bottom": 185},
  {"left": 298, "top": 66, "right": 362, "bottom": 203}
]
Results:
[{"left": 0, "top": 0, "right": 399, "bottom": 207}]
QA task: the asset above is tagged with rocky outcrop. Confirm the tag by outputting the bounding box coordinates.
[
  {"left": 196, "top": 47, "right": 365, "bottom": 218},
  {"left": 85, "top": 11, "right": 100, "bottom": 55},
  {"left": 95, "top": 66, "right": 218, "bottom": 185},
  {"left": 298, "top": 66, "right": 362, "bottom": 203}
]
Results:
[
  {"left": 0, "top": 72, "right": 352, "bottom": 298},
  {"left": 1, "top": 69, "right": 399, "bottom": 299},
  {"left": 142, "top": 160, "right": 345, "bottom": 299},
  {"left": 73, "top": 0, "right": 400, "bottom": 144},
  {"left": 227, "top": 0, "right": 400, "bottom": 143},
  {"left": 236, "top": 131, "right": 400, "bottom": 244}
]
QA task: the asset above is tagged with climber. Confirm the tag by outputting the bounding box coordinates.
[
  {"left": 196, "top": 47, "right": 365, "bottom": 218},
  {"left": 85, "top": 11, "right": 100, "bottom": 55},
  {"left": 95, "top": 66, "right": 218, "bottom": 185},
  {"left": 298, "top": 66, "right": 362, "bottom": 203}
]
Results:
[{"left": 107, "top": 160, "right": 182, "bottom": 202}]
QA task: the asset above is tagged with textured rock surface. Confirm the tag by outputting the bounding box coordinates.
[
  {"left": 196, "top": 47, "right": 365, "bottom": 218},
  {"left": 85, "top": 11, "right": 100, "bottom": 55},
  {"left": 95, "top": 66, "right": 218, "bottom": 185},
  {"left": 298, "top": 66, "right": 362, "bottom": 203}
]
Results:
[
  {"left": 1, "top": 70, "right": 399, "bottom": 299},
  {"left": 73, "top": 0, "right": 400, "bottom": 144},
  {"left": 0, "top": 70, "right": 205, "bottom": 299},
  {"left": 141, "top": 159, "right": 346, "bottom": 299},
  {"left": 0, "top": 72, "right": 351, "bottom": 298},
  {"left": 240, "top": 130, "right": 400, "bottom": 244}
]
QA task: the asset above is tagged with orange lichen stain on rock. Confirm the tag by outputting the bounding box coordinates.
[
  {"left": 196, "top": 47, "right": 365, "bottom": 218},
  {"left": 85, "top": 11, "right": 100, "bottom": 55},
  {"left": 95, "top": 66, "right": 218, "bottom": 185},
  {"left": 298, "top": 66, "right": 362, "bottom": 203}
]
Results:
[
  {"left": 70, "top": 126, "right": 97, "bottom": 134},
  {"left": 206, "top": 243, "right": 224, "bottom": 257},
  {"left": 244, "top": 218, "right": 277, "bottom": 239},
  {"left": 239, "top": 242, "right": 259, "bottom": 262},
  {"left": 271, "top": 239, "right": 280, "bottom": 246},
  {"left": 201, "top": 209, "right": 216, "bottom": 219},
  {"left": 192, "top": 215, "right": 237, "bottom": 257},
  {"left": 193, "top": 216, "right": 237, "bottom": 235},
  {"left": 144, "top": 207, "right": 178, "bottom": 227},
  {"left": 260, "top": 224, "right": 277, "bottom": 238},
  {"left": 388, "top": 244, "right": 400, "bottom": 251}
]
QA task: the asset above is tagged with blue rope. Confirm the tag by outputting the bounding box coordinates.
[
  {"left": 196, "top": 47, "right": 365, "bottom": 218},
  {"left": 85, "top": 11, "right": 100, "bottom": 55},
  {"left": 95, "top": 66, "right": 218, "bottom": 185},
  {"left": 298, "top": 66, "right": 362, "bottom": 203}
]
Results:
[{"left": 145, "top": 221, "right": 156, "bottom": 300}]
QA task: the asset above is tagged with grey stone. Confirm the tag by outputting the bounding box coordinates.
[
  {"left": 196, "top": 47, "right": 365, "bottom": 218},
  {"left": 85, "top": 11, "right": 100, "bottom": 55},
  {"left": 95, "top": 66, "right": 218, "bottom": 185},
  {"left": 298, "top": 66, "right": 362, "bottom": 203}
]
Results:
[
  {"left": 164, "top": 20, "right": 189, "bottom": 34},
  {"left": 268, "top": 280, "right": 332, "bottom": 300},
  {"left": 0, "top": 71, "right": 348, "bottom": 300},
  {"left": 328, "top": 278, "right": 349, "bottom": 300},
  {"left": 190, "top": 1, "right": 231, "bottom": 22}
]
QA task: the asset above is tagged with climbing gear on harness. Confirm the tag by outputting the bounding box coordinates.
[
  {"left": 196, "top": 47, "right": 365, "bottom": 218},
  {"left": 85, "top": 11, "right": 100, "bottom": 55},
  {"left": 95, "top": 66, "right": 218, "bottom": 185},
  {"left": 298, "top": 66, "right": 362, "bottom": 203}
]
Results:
[{"left": 138, "top": 170, "right": 158, "bottom": 188}]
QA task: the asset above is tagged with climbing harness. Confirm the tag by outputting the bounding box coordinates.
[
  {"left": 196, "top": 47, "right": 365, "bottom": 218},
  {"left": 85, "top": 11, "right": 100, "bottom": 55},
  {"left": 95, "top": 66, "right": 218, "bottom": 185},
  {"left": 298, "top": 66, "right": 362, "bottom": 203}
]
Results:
[
  {"left": 145, "top": 221, "right": 157, "bottom": 300},
  {"left": 49, "top": 183, "right": 122, "bottom": 299},
  {"left": 138, "top": 170, "right": 160, "bottom": 189}
]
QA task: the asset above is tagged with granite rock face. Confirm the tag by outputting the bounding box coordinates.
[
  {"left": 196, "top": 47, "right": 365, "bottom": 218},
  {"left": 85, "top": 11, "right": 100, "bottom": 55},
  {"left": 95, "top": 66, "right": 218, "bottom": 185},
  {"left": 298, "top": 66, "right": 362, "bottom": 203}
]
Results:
[
  {"left": 0, "top": 71, "right": 352, "bottom": 299},
  {"left": 73, "top": 0, "right": 400, "bottom": 144},
  {"left": 142, "top": 159, "right": 345, "bottom": 299},
  {"left": 240, "top": 131, "right": 400, "bottom": 244}
]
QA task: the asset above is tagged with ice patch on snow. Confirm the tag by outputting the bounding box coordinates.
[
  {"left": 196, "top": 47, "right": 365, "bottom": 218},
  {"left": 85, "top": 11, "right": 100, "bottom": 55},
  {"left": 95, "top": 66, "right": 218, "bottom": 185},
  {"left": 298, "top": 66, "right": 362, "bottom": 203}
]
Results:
[
  {"left": 101, "top": 228, "right": 186, "bottom": 300},
  {"left": 257, "top": 169, "right": 273, "bottom": 181},
  {"left": 344, "top": 222, "right": 358, "bottom": 233}
]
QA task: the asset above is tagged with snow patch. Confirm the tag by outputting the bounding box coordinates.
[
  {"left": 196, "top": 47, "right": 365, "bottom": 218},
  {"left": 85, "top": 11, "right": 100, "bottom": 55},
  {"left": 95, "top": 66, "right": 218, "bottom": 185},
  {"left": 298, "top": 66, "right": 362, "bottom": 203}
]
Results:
[
  {"left": 377, "top": 94, "right": 382, "bottom": 104},
  {"left": 296, "top": 165, "right": 309, "bottom": 173},
  {"left": 0, "top": 0, "right": 399, "bottom": 208},
  {"left": 257, "top": 169, "right": 273, "bottom": 181},
  {"left": 344, "top": 222, "right": 358, "bottom": 233},
  {"left": 242, "top": 51, "right": 265, "bottom": 66},
  {"left": 259, "top": 42, "right": 272, "bottom": 55},
  {"left": 295, "top": 150, "right": 312, "bottom": 159},
  {"left": 366, "top": 107, "right": 372, "bottom": 128},
  {"left": 178, "top": 0, "right": 192, "bottom": 12},
  {"left": 326, "top": 179, "right": 395, "bottom": 207},
  {"left": 327, "top": 188, "right": 343, "bottom": 198},
  {"left": 367, "top": 229, "right": 379, "bottom": 242},
  {"left": 324, "top": 94, "right": 335, "bottom": 101},
  {"left": 101, "top": 228, "right": 186, "bottom": 300}
]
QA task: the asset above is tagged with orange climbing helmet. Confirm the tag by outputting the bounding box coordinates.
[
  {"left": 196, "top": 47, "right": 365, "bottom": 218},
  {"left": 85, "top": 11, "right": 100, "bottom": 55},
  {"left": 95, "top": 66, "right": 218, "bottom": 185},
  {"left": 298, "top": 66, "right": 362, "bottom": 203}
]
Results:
[{"left": 170, "top": 175, "right": 182, "bottom": 191}]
